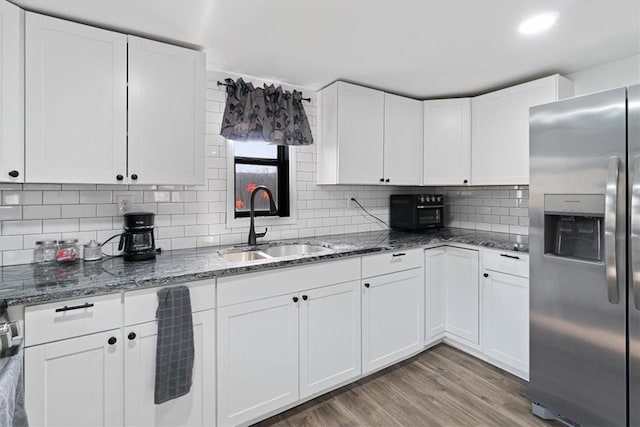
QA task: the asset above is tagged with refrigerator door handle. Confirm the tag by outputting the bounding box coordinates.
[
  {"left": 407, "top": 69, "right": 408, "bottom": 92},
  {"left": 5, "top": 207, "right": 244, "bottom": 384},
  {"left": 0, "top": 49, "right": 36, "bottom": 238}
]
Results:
[
  {"left": 605, "top": 156, "right": 620, "bottom": 304},
  {"left": 632, "top": 156, "right": 640, "bottom": 309}
]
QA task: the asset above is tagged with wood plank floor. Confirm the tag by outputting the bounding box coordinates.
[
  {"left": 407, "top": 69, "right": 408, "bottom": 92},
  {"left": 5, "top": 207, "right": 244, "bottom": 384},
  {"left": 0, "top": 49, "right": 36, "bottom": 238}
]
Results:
[{"left": 255, "top": 344, "right": 558, "bottom": 427}]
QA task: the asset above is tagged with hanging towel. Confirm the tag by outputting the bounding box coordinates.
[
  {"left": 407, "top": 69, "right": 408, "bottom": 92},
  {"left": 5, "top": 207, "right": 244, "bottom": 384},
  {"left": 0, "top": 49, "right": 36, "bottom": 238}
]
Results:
[
  {"left": 0, "top": 355, "right": 29, "bottom": 427},
  {"left": 154, "top": 286, "right": 195, "bottom": 404}
]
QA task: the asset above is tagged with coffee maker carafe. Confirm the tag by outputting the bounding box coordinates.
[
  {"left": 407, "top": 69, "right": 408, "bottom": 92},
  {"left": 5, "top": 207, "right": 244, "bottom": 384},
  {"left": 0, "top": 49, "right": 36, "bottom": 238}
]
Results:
[{"left": 119, "top": 212, "right": 156, "bottom": 261}]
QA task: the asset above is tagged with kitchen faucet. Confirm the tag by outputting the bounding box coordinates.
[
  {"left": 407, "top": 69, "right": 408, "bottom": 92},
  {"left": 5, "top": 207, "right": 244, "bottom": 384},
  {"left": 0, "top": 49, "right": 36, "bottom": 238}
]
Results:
[{"left": 248, "top": 185, "right": 278, "bottom": 246}]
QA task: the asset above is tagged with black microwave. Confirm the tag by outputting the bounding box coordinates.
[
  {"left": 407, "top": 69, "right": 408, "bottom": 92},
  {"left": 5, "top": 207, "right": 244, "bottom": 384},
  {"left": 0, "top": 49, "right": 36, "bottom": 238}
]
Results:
[{"left": 390, "top": 194, "right": 444, "bottom": 231}]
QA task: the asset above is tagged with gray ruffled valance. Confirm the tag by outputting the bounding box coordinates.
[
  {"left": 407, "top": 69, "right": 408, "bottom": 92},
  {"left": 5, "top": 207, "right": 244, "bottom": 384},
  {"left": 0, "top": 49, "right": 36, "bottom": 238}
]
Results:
[{"left": 220, "top": 78, "right": 313, "bottom": 146}]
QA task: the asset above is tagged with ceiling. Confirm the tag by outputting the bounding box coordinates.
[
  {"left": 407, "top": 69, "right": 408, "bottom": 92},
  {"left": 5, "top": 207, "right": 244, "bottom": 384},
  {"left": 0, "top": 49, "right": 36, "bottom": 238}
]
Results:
[{"left": 11, "top": 0, "right": 640, "bottom": 98}]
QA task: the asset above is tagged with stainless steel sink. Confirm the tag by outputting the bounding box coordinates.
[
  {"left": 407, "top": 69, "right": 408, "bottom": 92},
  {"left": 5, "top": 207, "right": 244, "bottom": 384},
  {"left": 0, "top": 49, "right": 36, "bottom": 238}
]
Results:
[
  {"left": 218, "top": 250, "right": 270, "bottom": 262},
  {"left": 261, "top": 244, "right": 333, "bottom": 258}
]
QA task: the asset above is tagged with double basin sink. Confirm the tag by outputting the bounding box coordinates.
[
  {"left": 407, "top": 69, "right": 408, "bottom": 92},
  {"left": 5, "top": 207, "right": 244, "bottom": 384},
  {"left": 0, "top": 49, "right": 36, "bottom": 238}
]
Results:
[{"left": 218, "top": 243, "right": 335, "bottom": 262}]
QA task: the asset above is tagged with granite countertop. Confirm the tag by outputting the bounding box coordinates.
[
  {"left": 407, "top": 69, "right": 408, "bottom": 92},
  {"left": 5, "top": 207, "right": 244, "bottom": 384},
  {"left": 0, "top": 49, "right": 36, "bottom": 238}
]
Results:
[{"left": 0, "top": 228, "right": 527, "bottom": 307}]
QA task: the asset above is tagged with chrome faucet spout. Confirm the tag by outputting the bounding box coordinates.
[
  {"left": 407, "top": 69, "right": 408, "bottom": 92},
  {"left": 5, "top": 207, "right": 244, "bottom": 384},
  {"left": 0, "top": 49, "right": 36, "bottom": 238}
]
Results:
[{"left": 248, "top": 185, "right": 278, "bottom": 246}]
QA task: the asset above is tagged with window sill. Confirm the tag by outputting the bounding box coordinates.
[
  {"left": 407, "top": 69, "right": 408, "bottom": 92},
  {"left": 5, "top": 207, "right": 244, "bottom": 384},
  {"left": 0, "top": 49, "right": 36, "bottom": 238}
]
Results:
[{"left": 226, "top": 215, "right": 298, "bottom": 229}]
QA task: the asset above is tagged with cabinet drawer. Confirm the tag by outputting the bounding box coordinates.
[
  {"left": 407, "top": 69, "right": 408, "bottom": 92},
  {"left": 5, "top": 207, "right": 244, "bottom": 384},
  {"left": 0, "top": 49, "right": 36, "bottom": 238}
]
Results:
[
  {"left": 124, "top": 279, "right": 215, "bottom": 326},
  {"left": 362, "top": 248, "right": 422, "bottom": 278},
  {"left": 25, "top": 293, "right": 122, "bottom": 347},
  {"left": 483, "top": 249, "right": 529, "bottom": 278},
  {"left": 217, "top": 257, "right": 361, "bottom": 307}
]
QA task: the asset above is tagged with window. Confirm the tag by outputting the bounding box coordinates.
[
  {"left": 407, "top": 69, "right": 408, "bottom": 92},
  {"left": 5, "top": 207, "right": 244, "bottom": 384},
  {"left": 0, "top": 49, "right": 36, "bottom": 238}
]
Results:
[{"left": 233, "top": 141, "right": 290, "bottom": 218}]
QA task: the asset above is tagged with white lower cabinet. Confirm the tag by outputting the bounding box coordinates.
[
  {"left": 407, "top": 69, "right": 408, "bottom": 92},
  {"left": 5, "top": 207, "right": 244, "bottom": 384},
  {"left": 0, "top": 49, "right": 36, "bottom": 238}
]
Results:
[
  {"left": 217, "top": 294, "right": 300, "bottom": 427},
  {"left": 482, "top": 268, "right": 529, "bottom": 379},
  {"left": 299, "top": 281, "right": 361, "bottom": 399},
  {"left": 445, "top": 247, "right": 479, "bottom": 345},
  {"left": 24, "top": 329, "right": 124, "bottom": 427},
  {"left": 424, "top": 247, "right": 446, "bottom": 342},
  {"left": 124, "top": 310, "right": 216, "bottom": 427},
  {"left": 362, "top": 267, "right": 425, "bottom": 374}
]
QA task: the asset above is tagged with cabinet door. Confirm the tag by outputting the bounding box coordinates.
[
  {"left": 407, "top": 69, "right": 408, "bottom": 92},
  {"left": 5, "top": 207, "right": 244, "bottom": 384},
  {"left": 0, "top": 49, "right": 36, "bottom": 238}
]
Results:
[
  {"left": 128, "top": 36, "right": 205, "bottom": 186},
  {"left": 124, "top": 310, "right": 215, "bottom": 427},
  {"left": 0, "top": 1, "right": 23, "bottom": 182},
  {"left": 24, "top": 329, "right": 123, "bottom": 427},
  {"left": 25, "top": 13, "right": 127, "bottom": 184},
  {"left": 337, "top": 82, "right": 384, "bottom": 184},
  {"left": 217, "top": 294, "right": 299, "bottom": 426},
  {"left": 362, "top": 268, "right": 425, "bottom": 374},
  {"left": 471, "top": 76, "right": 562, "bottom": 185},
  {"left": 383, "top": 93, "right": 423, "bottom": 185},
  {"left": 482, "top": 270, "right": 529, "bottom": 378},
  {"left": 299, "top": 281, "right": 361, "bottom": 399},
  {"left": 425, "top": 248, "right": 446, "bottom": 342},
  {"left": 423, "top": 98, "right": 471, "bottom": 186},
  {"left": 445, "top": 247, "right": 479, "bottom": 344}
]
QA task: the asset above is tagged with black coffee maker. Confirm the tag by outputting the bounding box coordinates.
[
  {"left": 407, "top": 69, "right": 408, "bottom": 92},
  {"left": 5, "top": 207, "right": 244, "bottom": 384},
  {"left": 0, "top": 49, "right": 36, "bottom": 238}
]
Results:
[{"left": 118, "top": 212, "right": 156, "bottom": 261}]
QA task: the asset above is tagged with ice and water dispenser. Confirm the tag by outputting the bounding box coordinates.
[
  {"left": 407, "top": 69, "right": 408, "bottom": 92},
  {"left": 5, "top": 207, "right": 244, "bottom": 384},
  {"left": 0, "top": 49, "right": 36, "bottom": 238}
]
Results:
[{"left": 544, "top": 194, "right": 604, "bottom": 262}]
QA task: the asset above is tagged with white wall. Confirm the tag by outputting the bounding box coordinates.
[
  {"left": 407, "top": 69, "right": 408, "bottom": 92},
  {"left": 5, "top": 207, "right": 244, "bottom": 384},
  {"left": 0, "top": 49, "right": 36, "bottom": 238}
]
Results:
[{"left": 567, "top": 54, "right": 640, "bottom": 95}]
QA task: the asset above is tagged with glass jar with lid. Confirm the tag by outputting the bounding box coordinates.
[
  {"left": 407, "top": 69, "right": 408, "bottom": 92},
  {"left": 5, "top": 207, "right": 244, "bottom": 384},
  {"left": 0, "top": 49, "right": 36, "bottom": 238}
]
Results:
[
  {"left": 34, "top": 240, "right": 58, "bottom": 263},
  {"left": 56, "top": 239, "right": 79, "bottom": 263}
]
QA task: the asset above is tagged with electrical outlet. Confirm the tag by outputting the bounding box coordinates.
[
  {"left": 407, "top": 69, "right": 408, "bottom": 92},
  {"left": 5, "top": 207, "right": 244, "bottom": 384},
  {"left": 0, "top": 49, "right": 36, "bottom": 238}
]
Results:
[
  {"left": 346, "top": 194, "right": 356, "bottom": 208},
  {"left": 117, "top": 195, "right": 133, "bottom": 214}
]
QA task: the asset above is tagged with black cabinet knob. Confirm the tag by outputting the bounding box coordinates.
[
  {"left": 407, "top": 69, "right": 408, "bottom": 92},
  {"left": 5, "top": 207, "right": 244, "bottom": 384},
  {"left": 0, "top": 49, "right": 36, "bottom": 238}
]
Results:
[
  {"left": 463, "top": 179, "right": 468, "bottom": 184},
  {"left": 483, "top": 273, "right": 489, "bottom": 278},
  {"left": 292, "top": 296, "right": 299, "bottom": 303},
  {"left": 108, "top": 336, "right": 117, "bottom": 345},
  {"left": 379, "top": 178, "right": 384, "bottom": 183},
  {"left": 131, "top": 174, "right": 138, "bottom": 180},
  {"left": 302, "top": 295, "right": 308, "bottom": 301},
  {"left": 364, "top": 283, "right": 370, "bottom": 288},
  {"left": 128, "top": 332, "right": 136, "bottom": 340},
  {"left": 385, "top": 178, "right": 390, "bottom": 183},
  {"left": 8, "top": 170, "right": 19, "bottom": 178},
  {"left": 116, "top": 174, "right": 124, "bottom": 181}
]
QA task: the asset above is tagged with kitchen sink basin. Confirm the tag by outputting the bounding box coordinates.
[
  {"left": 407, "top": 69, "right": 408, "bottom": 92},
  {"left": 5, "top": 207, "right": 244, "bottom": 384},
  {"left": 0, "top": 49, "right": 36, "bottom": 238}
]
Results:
[
  {"left": 218, "top": 250, "right": 270, "bottom": 262},
  {"left": 261, "top": 244, "right": 333, "bottom": 258}
]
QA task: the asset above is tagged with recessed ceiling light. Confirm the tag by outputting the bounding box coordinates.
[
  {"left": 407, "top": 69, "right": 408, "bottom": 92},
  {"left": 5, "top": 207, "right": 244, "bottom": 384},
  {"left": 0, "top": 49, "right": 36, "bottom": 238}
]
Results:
[{"left": 518, "top": 12, "right": 558, "bottom": 36}]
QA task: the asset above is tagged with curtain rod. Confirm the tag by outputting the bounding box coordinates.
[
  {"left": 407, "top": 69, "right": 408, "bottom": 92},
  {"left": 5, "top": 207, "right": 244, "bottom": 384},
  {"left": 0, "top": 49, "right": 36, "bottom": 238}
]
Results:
[{"left": 217, "top": 81, "right": 311, "bottom": 103}]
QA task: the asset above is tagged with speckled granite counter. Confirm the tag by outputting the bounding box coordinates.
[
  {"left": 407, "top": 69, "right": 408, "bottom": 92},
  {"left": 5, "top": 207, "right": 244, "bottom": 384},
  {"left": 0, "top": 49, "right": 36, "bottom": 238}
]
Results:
[{"left": 0, "top": 228, "right": 527, "bottom": 307}]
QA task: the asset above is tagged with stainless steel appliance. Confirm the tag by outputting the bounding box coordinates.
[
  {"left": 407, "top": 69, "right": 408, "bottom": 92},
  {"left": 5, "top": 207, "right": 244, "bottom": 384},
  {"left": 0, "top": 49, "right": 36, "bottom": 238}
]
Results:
[
  {"left": 529, "top": 86, "right": 640, "bottom": 426},
  {"left": 118, "top": 212, "right": 156, "bottom": 261},
  {"left": 389, "top": 194, "right": 443, "bottom": 231}
]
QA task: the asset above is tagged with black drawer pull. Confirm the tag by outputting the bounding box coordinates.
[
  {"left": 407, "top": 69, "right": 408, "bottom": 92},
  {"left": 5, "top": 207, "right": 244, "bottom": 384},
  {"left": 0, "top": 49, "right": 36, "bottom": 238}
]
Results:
[
  {"left": 55, "top": 303, "right": 94, "bottom": 313},
  {"left": 364, "top": 283, "right": 370, "bottom": 288},
  {"left": 500, "top": 254, "right": 521, "bottom": 260},
  {"left": 483, "top": 273, "right": 489, "bottom": 278},
  {"left": 392, "top": 253, "right": 406, "bottom": 257}
]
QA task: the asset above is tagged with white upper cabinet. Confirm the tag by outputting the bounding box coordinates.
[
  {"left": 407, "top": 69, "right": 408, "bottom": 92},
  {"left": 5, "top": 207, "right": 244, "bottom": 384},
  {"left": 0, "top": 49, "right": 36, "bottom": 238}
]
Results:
[
  {"left": 25, "top": 12, "right": 128, "bottom": 184},
  {"left": 0, "top": 0, "right": 24, "bottom": 183},
  {"left": 128, "top": 36, "right": 205, "bottom": 186},
  {"left": 384, "top": 93, "right": 423, "bottom": 185},
  {"left": 471, "top": 74, "right": 573, "bottom": 185},
  {"left": 24, "top": 12, "right": 204, "bottom": 185},
  {"left": 318, "top": 81, "right": 384, "bottom": 185},
  {"left": 317, "top": 81, "right": 423, "bottom": 186},
  {"left": 423, "top": 98, "right": 471, "bottom": 186}
]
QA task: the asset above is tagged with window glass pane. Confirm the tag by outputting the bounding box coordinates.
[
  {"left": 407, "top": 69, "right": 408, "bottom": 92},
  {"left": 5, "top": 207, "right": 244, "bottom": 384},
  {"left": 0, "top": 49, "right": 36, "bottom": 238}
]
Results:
[
  {"left": 234, "top": 164, "right": 278, "bottom": 213},
  {"left": 234, "top": 141, "right": 278, "bottom": 159}
]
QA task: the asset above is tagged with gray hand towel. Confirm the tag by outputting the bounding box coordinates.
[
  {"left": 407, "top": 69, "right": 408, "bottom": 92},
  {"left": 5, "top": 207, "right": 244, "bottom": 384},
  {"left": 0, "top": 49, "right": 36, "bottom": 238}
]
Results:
[
  {"left": 154, "top": 286, "right": 195, "bottom": 404},
  {"left": 0, "top": 355, "right": 29, "bottom": 427}
]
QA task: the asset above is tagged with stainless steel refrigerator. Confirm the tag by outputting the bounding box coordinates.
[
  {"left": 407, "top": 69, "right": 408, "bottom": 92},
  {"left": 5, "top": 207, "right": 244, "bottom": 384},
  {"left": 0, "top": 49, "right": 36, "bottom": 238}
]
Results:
[{"left": 530, "top": 85, "right": 640, "bottom": 426}]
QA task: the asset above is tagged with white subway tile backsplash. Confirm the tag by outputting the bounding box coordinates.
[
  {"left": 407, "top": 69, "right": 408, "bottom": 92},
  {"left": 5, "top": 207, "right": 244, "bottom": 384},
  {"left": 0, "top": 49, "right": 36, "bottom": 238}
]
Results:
[
  {"left": 3, "top": 191, "right": 42, "bottom": 205},
  {"left": 62, "top": 204, "right": 97, "bottom": 218},
  {"left": 43, "top": 219, "right": 79, "bottom": 233},
  {"left": 23, "top": 205, "right": 60, "bottom": 220},
  {"left": 43, "top": 191, "right": 80, "bottom": 205},
  {"left": 80, "top": 191, "right": 112, "bottom": 204},
  {"left": 3, "top": 220, "right": 42, "bottom": 236},
  {"left": 0, "top": 206, "right": 22, "bottom": 220},
  {"left": 0, "top": 74, "right": 529, "bottom": 266}
]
